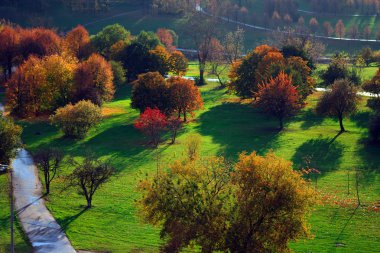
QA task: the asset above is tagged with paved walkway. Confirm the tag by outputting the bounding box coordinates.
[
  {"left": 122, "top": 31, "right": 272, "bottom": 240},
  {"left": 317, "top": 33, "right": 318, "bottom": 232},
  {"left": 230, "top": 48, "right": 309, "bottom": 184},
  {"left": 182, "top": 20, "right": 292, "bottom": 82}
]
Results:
[{"left": 11, "top": 149, "right": 76, "bottom": 253}]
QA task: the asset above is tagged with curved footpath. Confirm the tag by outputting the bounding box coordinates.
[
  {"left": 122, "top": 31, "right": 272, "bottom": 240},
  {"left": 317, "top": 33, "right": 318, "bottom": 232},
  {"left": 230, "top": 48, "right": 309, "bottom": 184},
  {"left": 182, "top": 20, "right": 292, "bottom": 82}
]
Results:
[
  {"left": 0, "top": 102, "right": 75, "bottom": 252},
  {"left": 11, "top": 149, "right": 76, "bottom": 253}
]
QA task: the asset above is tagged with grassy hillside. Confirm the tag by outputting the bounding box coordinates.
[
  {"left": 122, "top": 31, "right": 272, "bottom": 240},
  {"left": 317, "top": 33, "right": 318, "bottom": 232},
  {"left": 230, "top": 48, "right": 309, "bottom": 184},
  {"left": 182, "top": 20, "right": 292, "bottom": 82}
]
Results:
[
  {"left": 16, "top": 78, "right": 380, "bottom": 252},
  {"left": 1, "top": 1, "right": 379, "bottom": 54}
]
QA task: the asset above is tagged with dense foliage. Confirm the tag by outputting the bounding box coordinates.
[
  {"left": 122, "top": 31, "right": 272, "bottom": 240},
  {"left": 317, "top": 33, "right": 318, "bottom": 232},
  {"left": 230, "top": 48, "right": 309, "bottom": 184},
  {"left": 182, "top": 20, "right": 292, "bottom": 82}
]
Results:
[
  {"left": 0, "top": 116, "right": 22, "bottom": 164},
  {"left": 139, "top": 151, "right": 316, "bottom": 253},
  {"left": 51, "top": 100, "right": 102, "bottom": 139}
]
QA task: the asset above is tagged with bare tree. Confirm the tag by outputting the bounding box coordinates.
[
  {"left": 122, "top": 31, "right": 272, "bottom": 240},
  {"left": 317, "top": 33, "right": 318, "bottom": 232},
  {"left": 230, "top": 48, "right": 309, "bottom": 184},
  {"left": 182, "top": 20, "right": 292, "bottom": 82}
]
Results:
[
  {"left": 68, "top": 154, "right": 114, "bottom": 208},
  {"left": 184, "top": 6, "right": 218, "bottom": 85},
  {"left": 33, "top": 148, "right": 63, "bottom": 195}
]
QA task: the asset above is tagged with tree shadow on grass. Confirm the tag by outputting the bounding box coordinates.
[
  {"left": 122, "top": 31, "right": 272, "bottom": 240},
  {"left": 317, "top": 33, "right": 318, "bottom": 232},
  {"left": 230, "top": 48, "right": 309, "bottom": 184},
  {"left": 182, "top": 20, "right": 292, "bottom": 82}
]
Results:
[
  {"left": 292, "top": 133, "right": 345, "bottom": 174},
  {"left": 297, "top": 108, "right": 325, "bottom": 130},
  {"left": 56, "top": 208, "right": 88, "bottom": 231},
  {"left": 350, "top": 111, "right": 372, "bottom": 129},
  {"left": 197, "top": 102, "right": 282, "bottom": 159}
]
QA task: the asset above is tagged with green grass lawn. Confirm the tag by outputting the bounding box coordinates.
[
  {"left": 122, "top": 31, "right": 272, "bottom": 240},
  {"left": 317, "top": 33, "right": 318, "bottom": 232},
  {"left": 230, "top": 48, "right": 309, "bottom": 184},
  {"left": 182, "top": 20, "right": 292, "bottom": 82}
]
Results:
[
  {"left": 0, "top": 174, "right": 32, "bottom": 253},
  {"left": 16, "top": 80, "right": 380, "bottom": 252}
]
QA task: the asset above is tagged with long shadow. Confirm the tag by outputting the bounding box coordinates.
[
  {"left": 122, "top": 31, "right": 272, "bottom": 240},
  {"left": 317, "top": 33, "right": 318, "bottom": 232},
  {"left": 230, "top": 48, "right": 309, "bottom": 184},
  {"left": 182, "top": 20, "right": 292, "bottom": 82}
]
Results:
[
  {"left": 56, "top": 208, "right": 88, "bottom": 231},
  {"left": 197, "top": 102, "right": 281, "bottom": 159},
  {"left": 298, "top": 108, "right": 325, "bottom": 130},
  {"left": 292, "top": 133, "right": 344, "bottom": 174},
  {"left": 350, "top": 111, "right": 372, "bottom": 129},
  {"left": 112, "top": 84, "right": 132, "bottom": 102}
]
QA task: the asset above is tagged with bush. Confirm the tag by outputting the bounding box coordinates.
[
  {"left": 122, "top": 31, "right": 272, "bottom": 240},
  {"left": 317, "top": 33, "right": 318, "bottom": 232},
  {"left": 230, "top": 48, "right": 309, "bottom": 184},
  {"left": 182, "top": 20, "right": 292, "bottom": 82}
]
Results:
[
  {"left": 51, "top": 100, "right": 102, "bottom": 139},
  {"left": 183, "top": 133, "right": 202, "bottom": 160},
  {"left": 0, "top": 116, "right": 23, "bottom": 164}
]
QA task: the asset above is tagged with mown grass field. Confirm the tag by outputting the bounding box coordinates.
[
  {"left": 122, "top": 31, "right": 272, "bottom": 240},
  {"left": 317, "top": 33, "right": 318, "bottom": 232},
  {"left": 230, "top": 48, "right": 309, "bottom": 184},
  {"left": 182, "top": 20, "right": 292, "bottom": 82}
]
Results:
[{"left": 14, "top": 72, "right": 380, "bottom": 252}]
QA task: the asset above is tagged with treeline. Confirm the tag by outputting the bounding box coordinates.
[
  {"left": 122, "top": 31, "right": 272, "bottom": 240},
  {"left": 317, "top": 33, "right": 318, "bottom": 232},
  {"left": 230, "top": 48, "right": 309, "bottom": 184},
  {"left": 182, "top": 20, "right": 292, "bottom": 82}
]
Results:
[
  {"left": 0, "top": 23, "right": 188, "bottom": 118},
  {"left": 310, "top": 0, "right": 380, "bottom": 14}
]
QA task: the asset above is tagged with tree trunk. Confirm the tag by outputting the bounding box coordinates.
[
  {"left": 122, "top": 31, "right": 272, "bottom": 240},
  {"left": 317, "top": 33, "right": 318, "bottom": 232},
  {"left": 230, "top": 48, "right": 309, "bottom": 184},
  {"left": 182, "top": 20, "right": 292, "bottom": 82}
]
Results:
[
  {"left": 86, "top": 196, "right": 92, "bottom": 208},
  {"left": 339, "top": 115, "right": 345, "bottom": 132},
  {"left": 199, "top": 68, "right": 205, "bottom": 85},
  {"left": 183, "top": 111, "right": 187, "bottom": 122},
  {"left": 279, "top": 117, "right": 284, "bottom": 130}
]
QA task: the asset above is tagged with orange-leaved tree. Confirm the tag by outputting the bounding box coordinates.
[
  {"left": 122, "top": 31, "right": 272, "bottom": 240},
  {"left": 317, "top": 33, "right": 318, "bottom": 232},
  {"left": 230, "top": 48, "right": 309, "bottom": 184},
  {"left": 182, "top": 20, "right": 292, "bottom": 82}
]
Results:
[
  {"left": 73, "top": 53, "right": 114, "bottom": 106},
  {"left": 65, "top": 25, "right": 92, "bottom": 59},
  {"left": 255, "top": 72, "right": 303, "bottom": 129},
  {"left": 167, "top": 76, "right": 203, "bottom": 122}
]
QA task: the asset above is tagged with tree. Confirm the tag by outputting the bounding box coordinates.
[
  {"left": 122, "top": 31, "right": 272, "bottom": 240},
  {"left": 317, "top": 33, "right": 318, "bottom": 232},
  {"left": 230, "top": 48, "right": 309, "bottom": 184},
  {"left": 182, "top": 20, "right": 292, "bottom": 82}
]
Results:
[
  {"left": 348, "top": 24, "right": 359, "bottom": 39},
  {"left": 316, "top": 79, "right": 359, "bottom": 132},
  {"left": 19, "top": 28, "right": 62, "bottom": 59},
  {"left": 336, "top": 19, "right": 346, "bottom": 39},
  {"left": 73, "top": 53, "right": 114, "bottom": 105},
  {"left": 51, "top": 100, "right": 102, "bottom": 139},
  {"left": 168, "top": 76, "right": 203, "bottom": 122},
  {"left": 0, "top": 116, "right": 22, "bottom": 164},
  {"left": 68, "top": 154, "right": 114, "bottom": 208},
  {"left": 227, "top": 151, "right": 316, "bottom": 252},
  {"left": 363, "top": 26, "right": 372, "bottom": 40},
  {"left": 91, "top": 24, "right": 131, "bottom": 57},
  {"left": 255, "top": 72, "right": 303, "bottom": 129},
  {"left": 309, "top": 17, "right": 319, "bottom": 34},
  {"left": 156, "top": 28, "right": 176, "bottom": 52},
  {"left": 0, "top": 26, "right": 20, "bottom": 81},
  {"left": 33, "top": 148, "right": 63, "bottom": 194},
  {"left": 110, "top": 60, "right": 126, "bottom": 86},
  {"left": 134, "top": 30, "right": 161, "bottom": 50},
  {"left": 183, "top": 133, "right": 202, "bottom": 161},
  {"left": 65, "top": 25, "right": 92, "bottom": 59},
  {"left": 321, "top": 53, "right": 360, "bottom": 85},
  {"left": 168, "top": 117, "right": 182, "bottom": 144},
  {"left": 361, "top": 47, "right": 374, "bottom": 66},
  {"left": 184, "top": 11, "right": 218, "bottom": 85},
  {"left": 131, "top": 72, "right": 171, "bottom": 114},
  {"left": 168, "top": 50, "right": 188, "bottom": 76},
  {"left": 134, "top": 107, "right": 168, "bottom": 148},
  {"left": 224, "top": 28, "right": 245, "bottom": 64},
  {"left": 139, "top": 151, "right": 316, "bottom": 253},
  {"left": 138, "top": 155, "right": 231, "bottom": 253},
  {"left": 323, "top": 21, "right": 334, "bottom": 36}
]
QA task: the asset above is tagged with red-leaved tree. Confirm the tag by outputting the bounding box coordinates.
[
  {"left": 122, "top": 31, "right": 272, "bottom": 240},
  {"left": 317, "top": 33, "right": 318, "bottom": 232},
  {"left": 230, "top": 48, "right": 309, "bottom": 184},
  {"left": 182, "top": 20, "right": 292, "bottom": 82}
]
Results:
[
  {"left": 134, "top": 107, "right": 168, "bottom": 148},
  {"left": 255, "top": 72, "right": 303, "bottom": 129}
]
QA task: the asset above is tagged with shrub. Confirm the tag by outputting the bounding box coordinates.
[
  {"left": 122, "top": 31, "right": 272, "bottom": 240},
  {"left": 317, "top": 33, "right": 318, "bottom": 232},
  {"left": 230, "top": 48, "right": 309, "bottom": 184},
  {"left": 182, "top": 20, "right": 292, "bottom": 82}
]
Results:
[
  {"left": 110, "top": 61, "right": 127, "bottom": 86},
  {"left": 0, "top": 116, "right": 23, "bottom": 164},
  {"left": 183, "top": 133, "right": 202, "bottom": 161},
  {"left": 51, "top": 100, "right": 102, "bottom": 139}
]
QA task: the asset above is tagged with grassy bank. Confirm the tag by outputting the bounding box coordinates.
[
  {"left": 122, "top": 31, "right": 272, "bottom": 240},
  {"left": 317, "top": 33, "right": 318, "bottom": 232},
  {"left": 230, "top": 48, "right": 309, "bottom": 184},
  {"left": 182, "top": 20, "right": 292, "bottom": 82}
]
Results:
[{"left": 17, "top": 80, "right": 380, "bottom": 252}]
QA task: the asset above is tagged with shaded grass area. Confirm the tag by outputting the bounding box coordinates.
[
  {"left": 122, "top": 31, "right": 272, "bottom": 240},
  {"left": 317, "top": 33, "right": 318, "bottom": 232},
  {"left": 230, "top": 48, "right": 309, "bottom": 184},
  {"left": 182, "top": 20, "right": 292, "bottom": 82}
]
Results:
[
  {"left": 0, "top": 174, "right": 32, "bottom": 253},
  {"left": 16, "top": 82, "right": 380, "bottom": 252}
]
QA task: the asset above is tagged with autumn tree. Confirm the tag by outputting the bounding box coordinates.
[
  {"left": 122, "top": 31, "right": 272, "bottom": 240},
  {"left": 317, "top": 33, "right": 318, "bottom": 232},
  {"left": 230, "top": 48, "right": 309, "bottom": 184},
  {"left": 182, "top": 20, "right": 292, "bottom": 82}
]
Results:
[
  {"left": 33, "top": 148, "right": 63, "bottom": 195},
  {"left": 309, "top": 17, "right": 319, "bottom": 34},
  {"left": 65, "top": 25, "right": 92, "bottom": 59},
  {"left": 131, "top": 72, "right": 171, "bottom": 114},
  {"left": 156, "top": 28, "right": 176, "bottom": 52},
  {"left": 335, "top": 19, "right": 346, "bottom": 39},
  {"left": 323, "top": 21, "right": 334, "bottom": 36},
  {"left": 51, "top": 100, "right": 102, "bottom": 139},
  {"left": 139, "top": 151, "right": 316, "bottom": 253},
  {"left": 224, "top": 28, "right": 245, "bottom": 64},
  {"left": 138, "top": 155, "right": 231, "bottom": 252},
  {"left": 255, "top": 72, "right": 303, "bottom": 129},
  {"left": 134, "top": 107, "right": 168, "bottom": 148},
  {"left": 168, "top": 50, "right": 188, "bottom": 76},
  {"left": 19, "top": 28, "right": 62, "bottom": 59},
  {"left": 167, "top": 76, "right": 203, "bottom": 122},
  {"left": 0, "top": 26, "right": 20, "bottom": 81},
  {"left": 316, "top": 79, "right": 359, "bottom": 132},
  {"left": 73, "top": 53, "right": 114, "bottom": 105},
  {"left": 168, "top": 117, "right": 182, "bottom": 144},
  {"left": 229, "top": 45, "right": 315, "bottom": 100},
  {"left": 361, "top": 47, "right": 374, "bottom": 66},
  {"left": 0, "top": 116, "right": 22, "bottom": 164},
  {"left": 68, "top": 154, "right": 115, "bottom": 208},
  {"left": 227, "top": 151, "right": 316, "bottom": 252}
]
